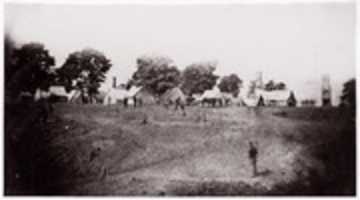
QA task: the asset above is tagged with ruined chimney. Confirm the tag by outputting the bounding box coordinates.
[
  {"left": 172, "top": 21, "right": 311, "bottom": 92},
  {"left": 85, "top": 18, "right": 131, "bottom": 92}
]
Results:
[
  {"left": 321, "top": 74, "right": 332, "bottom": 107},
  {"left": 112, "top": 77, "right": 117, "bottom": 88},
  {"left": 256, "top": 71, "right": 264, "bottom": 89}
]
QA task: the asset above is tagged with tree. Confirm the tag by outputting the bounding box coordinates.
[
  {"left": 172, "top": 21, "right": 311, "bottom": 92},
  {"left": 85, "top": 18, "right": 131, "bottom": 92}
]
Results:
[
  {"left": 218, "top": 74, "right": 242, "bottom": 97},
  {"left": 6, "top": 42, "right": 55, "bottom": 98},
  {"left": 265, "top": 80, "right": 276, "bottom": 91},
  {"left": 5, "top": 35, "right": 16, "bottom": 98},
  {"left": 57, "top": 48, "right": 112, "bottom": 103},
  {"left": 276, "top": 82, "right": 286, "bottom": 90},
  {"left": 130, "top": 55, "right": 181, "bottom": 95},
  {"left": 181, "top": 62, "right": 219, "bottom": 95},
  {"left": 5, "top": 35, "right": 15, "bottom": 81},
  {"left": 265, "top": 80, "right": 286, "bottom": 91},
  {"left": 340, "top": 78, "right": 356, "bottom": 109}
]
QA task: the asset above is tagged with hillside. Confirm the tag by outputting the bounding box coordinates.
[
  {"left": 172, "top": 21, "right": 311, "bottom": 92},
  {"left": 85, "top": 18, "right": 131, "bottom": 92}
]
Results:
[{"left": 5, "top": 104, "right": 355, "bottom": 195}]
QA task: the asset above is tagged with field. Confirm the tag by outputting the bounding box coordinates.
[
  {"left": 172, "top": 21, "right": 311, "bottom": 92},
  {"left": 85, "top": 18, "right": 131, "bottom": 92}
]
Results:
[{"left": 5, "top": 103, "right": 356, "bottom": 195}]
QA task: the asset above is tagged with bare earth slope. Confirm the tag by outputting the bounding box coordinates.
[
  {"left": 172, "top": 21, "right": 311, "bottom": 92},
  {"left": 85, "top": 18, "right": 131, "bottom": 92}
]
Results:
[{"left": 6, "top": 104, "right": 355, "bottom": 195}]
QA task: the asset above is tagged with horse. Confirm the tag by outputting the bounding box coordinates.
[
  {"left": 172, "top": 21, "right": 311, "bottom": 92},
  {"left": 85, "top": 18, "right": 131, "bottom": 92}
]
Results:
[{"left": 201, "top": 97, "right": 223, "bottom": 107}]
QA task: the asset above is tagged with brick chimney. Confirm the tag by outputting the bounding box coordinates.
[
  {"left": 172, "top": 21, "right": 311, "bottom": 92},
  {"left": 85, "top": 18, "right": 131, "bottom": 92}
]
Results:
[{"left": 112, "top": 77, "right": 117, "bottom": 88}]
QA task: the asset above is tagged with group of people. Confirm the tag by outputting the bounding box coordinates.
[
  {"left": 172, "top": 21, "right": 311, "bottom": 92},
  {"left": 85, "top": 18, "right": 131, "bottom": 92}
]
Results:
[{"left": 122, "top": 96, "right": 143, "bottom": 108}]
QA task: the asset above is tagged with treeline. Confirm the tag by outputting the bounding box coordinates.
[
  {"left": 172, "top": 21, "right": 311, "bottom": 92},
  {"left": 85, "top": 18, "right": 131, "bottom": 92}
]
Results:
[
  {"left": 5, "top": 36, "right": 356, "bottom": 108},
  {"left": 5, "top": 37, "right": 243, "bottom": 103},
  {"left": 3, "top": 37, "right": 283, "bottom": 103},
  {"left": 5, "top": 36, "right": 112, "bottom": 104}
]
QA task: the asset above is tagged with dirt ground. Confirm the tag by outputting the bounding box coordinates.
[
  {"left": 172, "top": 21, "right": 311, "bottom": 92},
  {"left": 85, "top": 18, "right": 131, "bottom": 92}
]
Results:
[{"left": 5, "top": 103, "right": 356, "bottom": 195}]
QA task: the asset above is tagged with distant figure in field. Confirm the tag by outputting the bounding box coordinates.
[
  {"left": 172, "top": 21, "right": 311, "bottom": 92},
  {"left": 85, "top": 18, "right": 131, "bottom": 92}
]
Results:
[
  {"left": 34, "top": 87, "right": 53, "bottom": 123},
  {"left": 248, "top": 141, "right": 258, "bottom": 177},
  {"left": 133, "top": 96, "right": 143, "bottom": 108},
  {"left": 123, "top": 98, "right": 128, "bottom": 108},
  {"left": 142, "top": 114, "right": 148, "bottom": 125},
  {"left": 39, "top": 98, "right": 53, "bottom": 124},
  {"left": 132, "top": 96, "right": 137, "bottom": 108},
  {"left": 89, "top": 147, "right": 101, "bottom": 162},
  {"left": 89, "top": 147, "right": 108, "bottom": 180}
]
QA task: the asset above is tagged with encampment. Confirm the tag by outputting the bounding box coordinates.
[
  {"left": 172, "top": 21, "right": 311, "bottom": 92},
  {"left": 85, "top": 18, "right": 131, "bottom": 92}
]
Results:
[
  {"left": 35, "top": 86, "right": 77, "bottom": 103},
  {"left": 199, "top": 87, "right": 226, "bottom": 107},
  {"left": 103, "top": 86, "right": 130, "bottom": 105},
  {"left": 161, "top": 87, "right": 186, "bottom": 104},
  {"left": 256, "top": 89, "right": 294, "bottom": 106},
  {"left": 134, "top": 87, "right": 156, "bottom": 105},
  {"left": 240, "top": 89, "right": 296, "bottom": 107},
  {"left": 200, "top": 87, "right": 223, "bottom": 100}
]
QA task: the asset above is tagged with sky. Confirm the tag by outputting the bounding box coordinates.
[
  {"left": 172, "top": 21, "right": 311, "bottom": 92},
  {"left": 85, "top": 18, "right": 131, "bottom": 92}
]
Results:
[{"left": 4, "top": 2, "right": 355, "bottom": 105}]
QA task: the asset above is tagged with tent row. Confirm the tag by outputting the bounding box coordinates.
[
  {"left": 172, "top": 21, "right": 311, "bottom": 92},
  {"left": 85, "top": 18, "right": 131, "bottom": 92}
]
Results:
[
  {"left": 34, "top": 84, "right": 297, "bottom": 107},
  {"left": 34, "top": 86, "right": 82, "bottom": 103},
  {"left": 194, "top": 87, "right": 297, "bottom": 107},
  {"left": 103, "top": 86, "right": 186, "bottom": 106}
]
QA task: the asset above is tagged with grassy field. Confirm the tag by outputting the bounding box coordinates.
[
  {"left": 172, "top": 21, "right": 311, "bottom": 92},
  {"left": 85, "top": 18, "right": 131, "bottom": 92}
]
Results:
[{"left": 5, "top": 103, "right": 356, "bottom": 195}]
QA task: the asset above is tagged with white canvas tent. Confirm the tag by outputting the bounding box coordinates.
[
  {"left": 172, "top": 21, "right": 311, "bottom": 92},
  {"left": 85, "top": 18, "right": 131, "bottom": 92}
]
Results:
[
  {"left": 200, "top": 87, "right": 239, "bottom": 105},
  {"left": 192, "top": 93, "right": 202, "bottom": 101},
  {"left": 127, "top": 86, "right": 142, "bottom": 97},
  {"left": 34, "top": 88, "right": 50, "bottom": 101},
  {"left": 103, "top": 85, "right": 155, "bottom": 106},
  {"left": 134, "top": 87, "right": 156, "bottom": 105},
  {"left": 256, "top": 89, "right": 292, "bottom": 106},
  {"left": 34, "top": 86, "right": 77, "bottom": 102},
  {"left": 221, "top": 92, "right": 236, "bottom": 105},
  {"left": 103, "top": 87, "right": 131, "bottom": 105},
  {"left": 200, "top": 87, "right": 223, "bottom": 100},
  {"left": 69, "top": 90, "right": 82, "bottom": 103},
  {"left": 232, "top": 96, "right": 246, "bottom": 106},
  {"left": 161, "top": 87, "right": 186, "bottom": 103},
  {"left": 240, "top": 95, "right": 259, "bottom": 107},
  {"left": 239, "top": 88, "right": 293, "bottom": 107}
]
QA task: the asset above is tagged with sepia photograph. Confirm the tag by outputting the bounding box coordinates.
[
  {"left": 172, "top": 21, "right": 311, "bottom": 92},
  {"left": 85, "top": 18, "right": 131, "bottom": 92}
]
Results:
[{"left": 4, "top": 0, "right": 356, "bottom": 196}]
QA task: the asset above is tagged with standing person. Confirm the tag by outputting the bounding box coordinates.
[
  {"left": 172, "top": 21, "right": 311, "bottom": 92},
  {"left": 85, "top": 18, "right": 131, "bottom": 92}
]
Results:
[
  {"left": 248, "top": 141, "right": 258, "bottom": 177},
  {"left": 123, "top": 97, "right": 128, "bottom": 108},
  {"left": 35, "top": 88, "right": 52, "bottom": 124},
  {"left": 133, "top": 96, "right": 137, "bottom": 108}
]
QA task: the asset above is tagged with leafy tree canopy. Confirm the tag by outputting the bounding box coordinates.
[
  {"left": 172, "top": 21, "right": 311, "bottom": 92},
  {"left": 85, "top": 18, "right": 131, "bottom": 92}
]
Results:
[
  {"left": 340, "top": 78, "right": 356, "bottom": 109},
  {"left": 181, "top": 61, "right": 219, "bottom": 95},
  {"left": 6, "top": 42, "right": 55, "bottom": 97},
  {"left": 130, "top": 55, "right": 181, "bottom": 95},
  {"left": 57, "top": 48, "right": 112, "bottom": 102},
  {"left": 218, "top": 74, "right": 242, "bottom": 97},
  {"left": 264, "top": 80, "right": 286, "bottom": 91}
]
